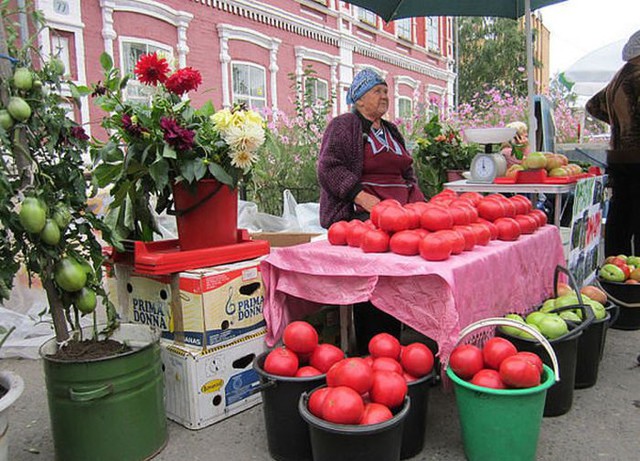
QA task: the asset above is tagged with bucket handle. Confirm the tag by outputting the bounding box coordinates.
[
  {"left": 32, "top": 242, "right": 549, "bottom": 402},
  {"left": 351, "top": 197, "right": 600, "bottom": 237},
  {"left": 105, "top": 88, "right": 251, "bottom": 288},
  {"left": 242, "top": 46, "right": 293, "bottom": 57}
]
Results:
[
  {"left": 248, "top": 379, "right": 277, "bottom": 396},
  {"left": 455, "top": 318, "right": 560, "bottom": 382},
  {"left": 69, "top": 384, "right": 113, "bottom": 402},
  {"left": 167, "top": 181, "right": 224, "bottom": 217},
  {"left": 595, "top": 280, "right": 640, "bottom": 308},
  {"left": 548, "top": 265, "right": 596, "bottom": 341}
]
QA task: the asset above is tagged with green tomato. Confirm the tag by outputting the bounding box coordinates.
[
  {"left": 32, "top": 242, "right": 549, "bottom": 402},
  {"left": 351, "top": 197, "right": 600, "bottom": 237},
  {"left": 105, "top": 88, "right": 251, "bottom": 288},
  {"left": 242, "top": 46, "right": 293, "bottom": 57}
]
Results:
[
  {"left": 0, "top": 109, "right": 13, "bottom": 130},
  {"left": 40, "top": 219, "right": 61, "bottom": 245},
  {"left": 12, "top": 67, "right": 33, "bottom": 90},
  {"left": 52, "top": 204, "right": 72, "bottom": 230},
  {"left": 19, "top": 197, "right": 47, "bottom": 234},
  {"left": 54, "top": 257, "right": 87, "bottom": 293},
  {"left": 74, "top": 287, "right": 97, "bottom": 314},
  {"left": 49, "top": 58, "right": 66, "bottom": 77},
  {"left": 7, "top": 96, "right": 31, "bottom": 122}
]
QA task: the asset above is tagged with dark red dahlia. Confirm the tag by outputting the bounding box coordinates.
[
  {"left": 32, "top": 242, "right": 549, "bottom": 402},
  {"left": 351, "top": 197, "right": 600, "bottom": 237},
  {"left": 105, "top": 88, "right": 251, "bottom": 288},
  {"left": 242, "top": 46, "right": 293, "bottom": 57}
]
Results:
[
  {"left": 70, "top": 125, "right": 89, "bottom": 141},
  {"left": 160, "top": 117, "right": 195, "bottom": 151},
  {"left": 121, "top": 114, "right": 146, "bottom": 137},
  {"left": 134, "top": 53, "right": 169, "bottom": 86},
  {"left": 165, "top": 67, "right": 202, "bottom": 96}
]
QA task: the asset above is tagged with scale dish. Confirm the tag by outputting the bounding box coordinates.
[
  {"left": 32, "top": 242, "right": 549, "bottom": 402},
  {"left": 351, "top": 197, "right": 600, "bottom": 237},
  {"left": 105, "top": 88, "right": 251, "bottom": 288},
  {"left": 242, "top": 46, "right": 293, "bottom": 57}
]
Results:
[{"left": 463, "top": 127, "right": 517, "bottom": 144}]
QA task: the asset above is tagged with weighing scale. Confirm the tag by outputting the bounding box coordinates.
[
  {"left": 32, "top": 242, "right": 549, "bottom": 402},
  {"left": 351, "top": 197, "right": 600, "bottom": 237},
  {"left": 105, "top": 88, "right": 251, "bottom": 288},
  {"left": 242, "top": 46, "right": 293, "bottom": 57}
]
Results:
[{"left": 464, "top": 127, "right": 517, "bottom": 183}]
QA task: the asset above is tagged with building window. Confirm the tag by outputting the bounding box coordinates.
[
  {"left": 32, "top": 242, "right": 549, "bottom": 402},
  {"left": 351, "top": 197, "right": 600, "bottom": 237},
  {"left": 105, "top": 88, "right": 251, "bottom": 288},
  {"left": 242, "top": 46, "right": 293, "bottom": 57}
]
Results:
[
  {"left": 358, "top": 7, "right": 377, "bottom": 27},
  {"left": 51, "top": 34, "right": 70, "bottom": 77},
  {"left": 121, "top": 40, "right": 173, "bottom": 103},
  {"left": 398, "top": 97, "right": 412, "bottom": 119},
  {"left": 427, "top": 17, "right": 439, "bottom": 51},
  {"left": 396, "top": 18, "right": 412, "bottom": 42},
  {"left": 305, "top": 77, "right": 329, "bottom": 102},
  {"left": 232, "top": 62, "right": 267, "bottom": 109}
]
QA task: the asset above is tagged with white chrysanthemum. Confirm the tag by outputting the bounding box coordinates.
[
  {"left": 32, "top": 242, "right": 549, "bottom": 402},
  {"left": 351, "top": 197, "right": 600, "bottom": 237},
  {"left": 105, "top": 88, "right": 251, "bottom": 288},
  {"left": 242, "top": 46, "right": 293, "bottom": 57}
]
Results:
[
  {"left": 228, "top": 149, "right": 257, "bottom": 170},
  {"left": 223, "top": 123, "right": 266, "bottom": 155}
]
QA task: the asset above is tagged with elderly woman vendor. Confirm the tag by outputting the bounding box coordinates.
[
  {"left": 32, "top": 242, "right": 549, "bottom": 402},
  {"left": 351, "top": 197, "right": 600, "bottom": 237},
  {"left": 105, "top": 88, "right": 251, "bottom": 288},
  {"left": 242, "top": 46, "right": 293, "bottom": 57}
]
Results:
[{"left": 317, "top": 68, "right": 425, "bottom": 354}]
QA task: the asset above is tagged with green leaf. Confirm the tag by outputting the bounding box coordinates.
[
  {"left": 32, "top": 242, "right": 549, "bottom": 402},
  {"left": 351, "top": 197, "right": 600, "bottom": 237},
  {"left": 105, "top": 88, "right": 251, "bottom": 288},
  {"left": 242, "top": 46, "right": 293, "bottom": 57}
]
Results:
[
  {"left": 162, "top": 143, "right": 177, "bottom": 159},
  {"left": 196, "top": 100, "right": 215, "bottom": 118},
  {"left": 93, "top": 164, "right": 122, "bottom": 188},
  {"left": 100, "top": 52, "right": 113, "bottom": 71},
  {"left": 207, "top": 163, "right": 234, "bottom": 186},
  {"left": 149, "top": 159, "right": 169, "bottom": 190}
]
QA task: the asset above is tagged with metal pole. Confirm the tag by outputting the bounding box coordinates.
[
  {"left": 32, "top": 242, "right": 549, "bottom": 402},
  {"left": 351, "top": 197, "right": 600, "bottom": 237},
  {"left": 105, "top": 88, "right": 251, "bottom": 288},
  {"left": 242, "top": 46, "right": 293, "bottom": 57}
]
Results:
[
  {"left": 525, "top": 0, "right": 537, "bottom": 150},
  {"left": 17, "top": 0, "right": 30, "bottom": 50},
  {"left": 454, "top": 17, "right": 459, "bottom": 109}
]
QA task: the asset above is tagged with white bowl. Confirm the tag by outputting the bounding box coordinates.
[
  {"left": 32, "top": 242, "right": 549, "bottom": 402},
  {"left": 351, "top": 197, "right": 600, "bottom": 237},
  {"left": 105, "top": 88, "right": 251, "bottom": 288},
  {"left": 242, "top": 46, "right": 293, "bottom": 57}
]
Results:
[{"left": 463, "top": 127, "right": 517, "bottom": 144}]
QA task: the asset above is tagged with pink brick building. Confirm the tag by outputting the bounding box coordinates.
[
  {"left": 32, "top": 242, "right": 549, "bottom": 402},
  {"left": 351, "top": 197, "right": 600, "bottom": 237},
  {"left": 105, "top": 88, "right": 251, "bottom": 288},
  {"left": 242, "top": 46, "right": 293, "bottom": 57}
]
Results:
[{"left": 36, "top": 0, "right": 455, "bottom": 137}]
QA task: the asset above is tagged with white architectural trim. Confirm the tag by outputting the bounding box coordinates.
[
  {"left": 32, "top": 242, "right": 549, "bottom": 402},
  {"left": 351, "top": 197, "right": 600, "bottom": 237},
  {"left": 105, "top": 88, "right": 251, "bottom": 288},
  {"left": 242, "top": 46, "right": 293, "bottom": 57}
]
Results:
[
  {"left": 295, "top": 47, "right": 340, "bottom": 116},
  {"left": 394, "top": 75, "right": 420, "bottom": 119},
  {"left": 217, "top": 24, "right": 282, "bottom": 110},
  {"left": 354, "top": 64, "right": 388, "bottom": 81},
  {"left": 99, "top": 0, "right": 192, "bottom": 66}
]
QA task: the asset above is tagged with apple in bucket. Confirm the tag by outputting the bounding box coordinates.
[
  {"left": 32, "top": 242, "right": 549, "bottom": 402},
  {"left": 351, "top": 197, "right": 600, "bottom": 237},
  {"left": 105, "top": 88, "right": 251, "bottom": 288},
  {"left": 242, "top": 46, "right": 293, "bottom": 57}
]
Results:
[{"left": 599, "top": 263, "right": 627, "bottom": 282}]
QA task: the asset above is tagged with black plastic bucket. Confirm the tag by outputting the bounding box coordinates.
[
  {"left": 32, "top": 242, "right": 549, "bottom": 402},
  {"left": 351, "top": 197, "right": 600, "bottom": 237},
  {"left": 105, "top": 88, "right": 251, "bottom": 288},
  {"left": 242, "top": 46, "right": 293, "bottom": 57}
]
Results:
[
  {"left": 400, "top": 370, "right": 435, "bottom": 460},
  {"left": 575, "top": 312, "right": 611, "bottom": 389},
  {"left": 598, "top": 278, "right": 640, "bottom": 330},
  {"left": 253, "top": 353, "right": 326, "bottom": 461},
  {"left": 299, "top": 391, "right": 410, "bottom": 461}
]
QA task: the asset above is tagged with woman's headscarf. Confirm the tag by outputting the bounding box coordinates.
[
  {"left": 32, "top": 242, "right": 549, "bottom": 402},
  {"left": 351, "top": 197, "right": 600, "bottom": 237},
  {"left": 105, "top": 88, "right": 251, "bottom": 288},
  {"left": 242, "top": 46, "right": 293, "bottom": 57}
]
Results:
[
  {"left": 346, "top": 68, "right": 387, "bottom": 105},
  {"left": 622, "top": 29, "right": 640, "bottom": 61}
]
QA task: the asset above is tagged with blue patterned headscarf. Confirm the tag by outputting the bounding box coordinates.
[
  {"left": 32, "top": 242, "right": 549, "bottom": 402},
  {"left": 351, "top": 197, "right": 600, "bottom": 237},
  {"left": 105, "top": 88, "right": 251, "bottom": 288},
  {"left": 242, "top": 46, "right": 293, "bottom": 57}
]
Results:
[{"left": 346, "top": 68, "right": 387, "bottom": 105}]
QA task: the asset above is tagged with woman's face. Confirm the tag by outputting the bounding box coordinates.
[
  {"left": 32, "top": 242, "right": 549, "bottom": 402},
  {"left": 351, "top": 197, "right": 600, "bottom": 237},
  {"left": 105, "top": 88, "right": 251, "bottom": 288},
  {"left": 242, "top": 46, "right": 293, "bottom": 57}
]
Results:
[{"left": 357, "top": 84, "right": 389, "bottom": 121}]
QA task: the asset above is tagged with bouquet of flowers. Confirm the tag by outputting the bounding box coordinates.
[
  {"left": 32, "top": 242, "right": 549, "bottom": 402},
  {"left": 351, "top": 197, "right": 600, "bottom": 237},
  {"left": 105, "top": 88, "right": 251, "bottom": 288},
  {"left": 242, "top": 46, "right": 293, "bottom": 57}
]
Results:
[{"left": 91, "top": 52, "right": 265, "bottom": 243}]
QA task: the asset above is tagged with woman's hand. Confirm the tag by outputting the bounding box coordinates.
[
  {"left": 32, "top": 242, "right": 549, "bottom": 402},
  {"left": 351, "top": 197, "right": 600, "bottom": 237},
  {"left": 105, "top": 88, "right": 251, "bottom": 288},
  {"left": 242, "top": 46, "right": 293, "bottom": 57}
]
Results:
[{"left": 354, "top": 191, "right": 380, "bottom": 212}]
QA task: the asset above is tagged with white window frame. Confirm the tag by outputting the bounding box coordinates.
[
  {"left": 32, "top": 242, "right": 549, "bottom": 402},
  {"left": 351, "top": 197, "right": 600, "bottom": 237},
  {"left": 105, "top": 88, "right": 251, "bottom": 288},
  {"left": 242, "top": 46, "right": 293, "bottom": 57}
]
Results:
[
  {"left": 396, "top": 18, "right": 412, "bottom": 42},
  {"left": 398, "top": 96, "right": 412, "bottom": 120},
  {"left": 231, "top": 61, "right": 267, "bottom": 109},
  {"left": 119, "top": 38, "right": 173, "bottom": 103},
  {"left": 427, "top": 17, "right": 440, "bottom": 52},
  {"left": 304, "top": 76, "right": 329, "bottom": 102},
  {"left": 357, "top": 7, "right": 377, "bottom": 27}
]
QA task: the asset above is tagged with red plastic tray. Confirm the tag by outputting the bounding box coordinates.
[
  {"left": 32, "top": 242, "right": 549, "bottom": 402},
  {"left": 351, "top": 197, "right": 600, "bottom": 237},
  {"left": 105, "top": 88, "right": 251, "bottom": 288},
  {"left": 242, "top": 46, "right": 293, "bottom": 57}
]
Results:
[
  {"left": 106, "top": 229, "right": 270, "bottom": 275},
  {"left": 494, "top": 170, "right": 594, "bottom": 185}
]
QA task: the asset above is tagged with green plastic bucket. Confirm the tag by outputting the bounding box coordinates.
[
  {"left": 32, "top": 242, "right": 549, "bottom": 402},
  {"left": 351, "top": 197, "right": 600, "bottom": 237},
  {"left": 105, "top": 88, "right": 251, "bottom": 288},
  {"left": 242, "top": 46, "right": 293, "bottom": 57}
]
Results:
[
  {"left": 40, "top": 324, "right": 167, "bottom": 461},
  {"left": 447, "top": 318, "right": 560, "bottom": 461}
]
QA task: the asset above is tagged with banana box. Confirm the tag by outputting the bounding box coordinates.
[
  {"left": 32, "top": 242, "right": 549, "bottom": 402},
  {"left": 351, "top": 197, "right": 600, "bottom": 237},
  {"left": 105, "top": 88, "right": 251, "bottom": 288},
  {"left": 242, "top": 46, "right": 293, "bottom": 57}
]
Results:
[
  {"left": 161, "top": 330, "right": 266, "bottom": 429},
  {"left": 119, "top": 257, "right": 266, "bottom": 348}
]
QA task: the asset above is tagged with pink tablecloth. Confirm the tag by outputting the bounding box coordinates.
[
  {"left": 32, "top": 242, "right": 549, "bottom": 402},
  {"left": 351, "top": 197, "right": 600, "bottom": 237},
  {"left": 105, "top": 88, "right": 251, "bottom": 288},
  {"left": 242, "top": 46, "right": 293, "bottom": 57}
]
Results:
[{"left": 261, "top": 225, "right": 565, "bottom": 364}]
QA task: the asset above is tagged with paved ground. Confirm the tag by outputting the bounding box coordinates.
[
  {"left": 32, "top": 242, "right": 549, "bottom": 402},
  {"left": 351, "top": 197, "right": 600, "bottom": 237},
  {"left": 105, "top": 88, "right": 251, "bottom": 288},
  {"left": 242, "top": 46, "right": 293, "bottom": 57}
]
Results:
[{"left": 3, "top": 326, "right": 640, "bottom": 461}]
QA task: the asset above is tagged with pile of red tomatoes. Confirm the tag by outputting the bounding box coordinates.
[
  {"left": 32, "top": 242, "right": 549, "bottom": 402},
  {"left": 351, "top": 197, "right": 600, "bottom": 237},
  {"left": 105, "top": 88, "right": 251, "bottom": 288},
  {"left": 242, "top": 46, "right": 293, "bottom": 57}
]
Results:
[{"left": 328, "top": 190, "right": 547, "bottom": 261}]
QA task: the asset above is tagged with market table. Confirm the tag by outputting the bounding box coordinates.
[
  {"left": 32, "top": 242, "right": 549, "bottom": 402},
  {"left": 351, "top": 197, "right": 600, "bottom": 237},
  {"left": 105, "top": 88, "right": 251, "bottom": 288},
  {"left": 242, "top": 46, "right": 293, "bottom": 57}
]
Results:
[
  {"left": 444, "top": 179, "right": 576, "bottom": 226},
  {"left": 261, "top": 225, "right": 565, "bottom": 366}
]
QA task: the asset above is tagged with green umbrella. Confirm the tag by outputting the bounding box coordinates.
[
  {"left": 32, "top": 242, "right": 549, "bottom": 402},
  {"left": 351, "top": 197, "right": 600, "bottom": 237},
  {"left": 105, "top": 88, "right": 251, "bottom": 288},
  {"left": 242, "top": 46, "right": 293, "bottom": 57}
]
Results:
[{"left": 342, "top": 0, "right": 568, "bottom": 148}]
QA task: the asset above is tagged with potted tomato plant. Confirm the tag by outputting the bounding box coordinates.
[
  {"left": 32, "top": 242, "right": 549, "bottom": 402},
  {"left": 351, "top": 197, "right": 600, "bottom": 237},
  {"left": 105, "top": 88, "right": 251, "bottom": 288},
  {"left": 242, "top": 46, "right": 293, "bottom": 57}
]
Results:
[{"left": 0, "top": 6, "right": 165, "bottom": 461}]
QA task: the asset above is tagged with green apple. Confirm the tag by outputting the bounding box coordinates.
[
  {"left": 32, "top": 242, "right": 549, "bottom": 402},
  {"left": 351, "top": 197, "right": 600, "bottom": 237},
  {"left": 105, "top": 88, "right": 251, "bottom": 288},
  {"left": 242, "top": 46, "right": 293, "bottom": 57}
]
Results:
[
  {"left": 526, "top": 311, "right": 547, "bottom": 326},
  {"left": 500, "top": 313, "right": 526, "bottom": 337},
  {"left": 584, "top": 299, "right": 606, "bottom": 320},
  {"left": 599, "top": 263, "right": 626, "bottom": 282},
  {"left": 616, "top": 254, "right": 628, "bottom": 262},
  {"left": 539, "top": 298, "right": 557, "bottom": 313},
  {"left": 518, "top": 322, "right": 541, "bottom": 340},
  {"left": 626, "top": 256, "right": 640, "bottom": 267},
  {"left": 523, "top": 152, "right": 547, "bottom": 170},
  {"left": 554, "top": 294, "right": 580, "bottom": 309},
  {"left": 537, "top": 315, "right": 569, "bottom": 340},
  {"left": 559, "top": 310, "right": 582, "bottom": 323}
]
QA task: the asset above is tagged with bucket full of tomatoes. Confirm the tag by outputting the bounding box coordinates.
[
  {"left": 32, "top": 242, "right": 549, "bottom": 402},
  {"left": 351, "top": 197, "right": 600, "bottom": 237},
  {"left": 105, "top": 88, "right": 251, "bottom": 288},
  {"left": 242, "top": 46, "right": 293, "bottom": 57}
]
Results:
[{"left": 446, "top": 318, "right": 560, "bottom": 461}]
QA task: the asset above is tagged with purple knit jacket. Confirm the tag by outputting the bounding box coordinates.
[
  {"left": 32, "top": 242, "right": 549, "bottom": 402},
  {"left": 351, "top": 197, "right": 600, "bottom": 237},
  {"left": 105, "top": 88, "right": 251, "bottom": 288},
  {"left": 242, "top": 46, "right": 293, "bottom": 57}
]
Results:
[{"left": 317, "top": 112, "right": 424, "bottom": 228}]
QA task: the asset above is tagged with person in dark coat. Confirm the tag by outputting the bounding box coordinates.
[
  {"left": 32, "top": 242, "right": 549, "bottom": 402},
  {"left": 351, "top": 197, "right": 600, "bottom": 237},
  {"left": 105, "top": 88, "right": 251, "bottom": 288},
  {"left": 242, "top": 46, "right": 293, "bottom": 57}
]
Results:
[
  {"left": 586, "top": 29, "right": 640, "bottom": 257},
  {"left": 317, "top": 68, "right": 425, "bottom": 354}
]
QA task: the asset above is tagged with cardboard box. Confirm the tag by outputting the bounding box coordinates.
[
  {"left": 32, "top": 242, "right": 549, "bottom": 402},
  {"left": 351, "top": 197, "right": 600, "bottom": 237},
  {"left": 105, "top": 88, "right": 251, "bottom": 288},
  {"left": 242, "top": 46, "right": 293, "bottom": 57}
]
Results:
[
  {"left": 117, "top": 257, "right": 266, "bottom": 348},
  {"left": 161, "top": 331, "right": 266, "bottom": 429},
  {"left": 250, "top": 232, "right": 321, "bottom": 247}
]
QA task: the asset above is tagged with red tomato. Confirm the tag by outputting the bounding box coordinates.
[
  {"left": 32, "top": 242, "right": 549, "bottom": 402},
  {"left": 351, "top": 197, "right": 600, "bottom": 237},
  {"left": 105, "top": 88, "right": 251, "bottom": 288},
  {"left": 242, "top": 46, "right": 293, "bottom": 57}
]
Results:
[
  {"left": 514, "top": 351, "right": 544, "bottom": 375},
  {"left": 501, "top": 199, "right": 517, "bottom": 217},
  {"left": 346, "top": 222, "right": 369, "bottom": 247},
  {"left": 529, "top": 209, "right": 548, "bottom": 227},
  {"left": 389, "top": 230, "right": 422, "bottom": 256},
  {"left": 434, "top": 230, "right": 465, "bottom": 255},
  {"left": 514, "top": 214, "right": 538, "bottom": 234},
  {"left": 494, "top": 217, "right": 522, "bottom": 241},
  {"left": 327, "top": 221, "right": 350, "bottom": 245},
  {"left": 378, "top": 206, "right": 411, "bottom": 233},
  {"left": 419, "top": 233, "right": 453, "bottom": 261},
  {"left": 469, "top": 223, "right": 491, "bottom": 246},
  {"left": 322, "top": 386, "right": 365, "bottom": 424},
  {"left": 459, "top": 191, "right": 483, "bottom": 206},
  {"left": 477, "top": 199, "right": 506, "bottom": 222},
  {"left": 309, "top": 343, "right": 345, "bottom": 373},
  {"left": 482, "top": 337, "right": 518, "bottom": 370},
  {"left": 453, "top": 225, "right": 477, "bottom": 251},
  {"left": 370, "top": 200, "right": 401, "bottom": 227},
  {"left": 327, "top": 357, "right": 374, "bottom": 394},
  {"left": 368, "top": 333, "right": 402, "bottom": 360},
  {"left": 413, "top": 228, "right": 430, "bottom": 239},
  {"left": 370, "top": 370, "right": 408, "bottom": 409},
  {"left": 420, "top": 207, "right": 454, "bottom": 231},
  {"left": 308, "top": 387, "right": 331, "bottom": 418},
  {"left": 403, "top": 371, "right": 418, "bottom": 383},
  {"left": 404, "top": 207, "right": 421, "bottom": 229},
  {"left": 499, "top": 355, "right": 541, "bottom": 388},
  {"left": 512, "top": 195, "right": 533, "bottom": 213},
  {"left": 478, "top": 218, "right": 499, "bottom": 240},
  {"left": 283, "top": 321, "right": 319, "bottom": 354},
  {"left": 360, "top": 402, "right": 394, "bottom": 425},
  {"left": 449, "top": 206, "right": 471, "bottom": 225},
  {"left": 400, "top": 342, "right": 434, "bottom": 377},
  {"left": 263, "top": 347, "right": 299, "bottom": 377},
  {"left": 360, "top": 228, "right": 391, "bottom": 253},
  {"left": 470, "top": 369, "right": 507, "bottom": 389},
  {"left": 372, "top": 357, "right": 404, "bottom": 375},
  {"left": 363, "top": 219, "right": 377, "bottom": 229},
  {"left": 509, "top": 197, "right": 528, "bottom": 215},
  {"left": 449, "top": 344, "right": 484, "bottom": 380},
  {"left": 404, "top": 201, "right": 430, "bottom": 215},
  {"left": 295, "top": 366, "right": 323, "bottom": 377}
]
